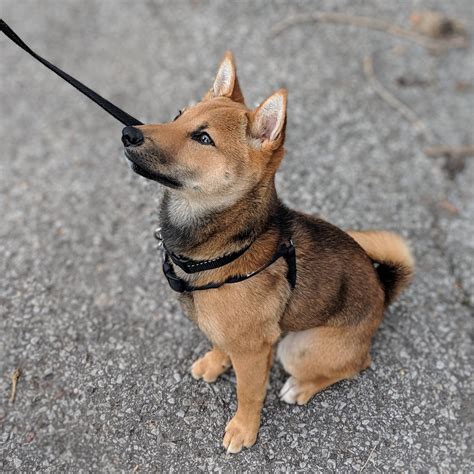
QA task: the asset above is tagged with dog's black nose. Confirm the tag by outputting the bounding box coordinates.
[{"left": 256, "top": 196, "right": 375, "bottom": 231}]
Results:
[{"left": 122, "top": 126, "right": 144, "bottom": 147}]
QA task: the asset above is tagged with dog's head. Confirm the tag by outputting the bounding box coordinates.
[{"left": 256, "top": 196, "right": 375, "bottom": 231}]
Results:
[{"left": 122, "top": 52, "right": 287, "bottom": 206}]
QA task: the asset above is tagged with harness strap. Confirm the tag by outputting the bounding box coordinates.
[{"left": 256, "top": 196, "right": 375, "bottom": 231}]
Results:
[
  {"left": 0, "top": 19, "right": 142, "bottom": 127},
  {"left": 164, "top": 241, "right": 253, "bottom": 274},
  {"left": 162, "top": 240, "right": 297, "bottom": 293}
]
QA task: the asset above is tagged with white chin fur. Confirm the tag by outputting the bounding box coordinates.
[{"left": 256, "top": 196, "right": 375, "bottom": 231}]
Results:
[{"left": 166, "top": 192, "right": 236, "bottom": 226}]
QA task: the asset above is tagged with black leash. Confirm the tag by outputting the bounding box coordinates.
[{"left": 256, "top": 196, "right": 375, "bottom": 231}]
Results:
[{"left": 0, "top": 19, "right": 142, "bottom": 127}]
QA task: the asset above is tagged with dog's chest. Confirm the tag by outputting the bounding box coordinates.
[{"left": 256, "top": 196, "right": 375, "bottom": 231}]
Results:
[
  {"left": 177, "top": 278, "right": 287, "bottom": 352},
  {"left": 177, "top": 291, "right": 233, "bottom": 347}
]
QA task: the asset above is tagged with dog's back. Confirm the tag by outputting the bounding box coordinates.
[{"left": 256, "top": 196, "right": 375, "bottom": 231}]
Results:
[
  {"left": 278, "top": 208, "right": 387, "bottom": 331},
  {"left": 276, "top": 208, "right": 413, "bottom": 405}
]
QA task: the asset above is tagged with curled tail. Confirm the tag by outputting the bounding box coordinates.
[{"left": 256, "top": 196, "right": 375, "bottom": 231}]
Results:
[{"left": 347, "top": 230, "right": 415, "bottom": 306}]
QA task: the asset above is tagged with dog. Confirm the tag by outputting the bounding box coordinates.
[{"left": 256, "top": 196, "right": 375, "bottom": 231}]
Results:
[{"left": 121, "top": 52, "right": 414, "bottom": 454}]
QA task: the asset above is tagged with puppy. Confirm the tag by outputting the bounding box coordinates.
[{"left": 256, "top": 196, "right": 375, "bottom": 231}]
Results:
[{"left": 122, "top": 52, "right": 414, "bottom": 454}]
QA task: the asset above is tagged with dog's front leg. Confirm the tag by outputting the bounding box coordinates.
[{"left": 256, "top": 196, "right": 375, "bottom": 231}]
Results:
[{"left": 223, "top": 345, "right": 272, "bottom": 454}]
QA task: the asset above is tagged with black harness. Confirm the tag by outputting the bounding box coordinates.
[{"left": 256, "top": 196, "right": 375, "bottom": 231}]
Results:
[{"left": 155, "top": 229, "right": 297, "bottom": 293}]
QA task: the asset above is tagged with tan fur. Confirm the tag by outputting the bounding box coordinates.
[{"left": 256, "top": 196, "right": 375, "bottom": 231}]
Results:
[
  {"left": 124, "top": 52, "right": 415, "bottom": 453},
  {"left": 277, "top": 319, "right": 376, "bottom": 405},
  {"left": 347, "top": 230, "right": 415, "bottom": 270},
  {"left": 191, "top": 347, "right": 231, "bottom": 383},
  {"left": 347, "top": 230, "right": 415, "bottom": 303}
]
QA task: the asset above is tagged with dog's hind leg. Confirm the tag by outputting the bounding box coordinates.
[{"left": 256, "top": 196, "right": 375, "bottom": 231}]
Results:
[
  {"left": 277, "top": 325, "right": 372, "bottom": 405},
  {"left": 191, "top": 346, "right": 231, "bottom": 383}
]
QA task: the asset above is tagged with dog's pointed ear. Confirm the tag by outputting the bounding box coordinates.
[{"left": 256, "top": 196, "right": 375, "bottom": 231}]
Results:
[
  {"left": 204, "top": 51, "right": 245, "bottom": 103},
  {"left": 250, "top": 89, "right": 287, "bottom": 149}
]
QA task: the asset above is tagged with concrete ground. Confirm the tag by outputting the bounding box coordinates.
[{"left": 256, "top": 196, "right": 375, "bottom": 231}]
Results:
[{"left": 1, "top": 0, "right": 473, "bottom": 471}]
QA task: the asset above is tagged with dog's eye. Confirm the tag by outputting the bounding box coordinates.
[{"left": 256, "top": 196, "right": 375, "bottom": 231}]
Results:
[
  {"left": 191, "top": 131, "right": 215, "bottom": 146},
  {"left": 173, "top": 110, "right": 183, "bottom": 121}
]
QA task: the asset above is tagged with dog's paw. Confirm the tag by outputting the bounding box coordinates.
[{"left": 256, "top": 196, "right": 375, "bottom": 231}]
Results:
[
  {"left": 223, "top": 415, "right": 258, "bottom": 454},
  {"left": 279, "top": 376, "right": 315, "bottom": 405},
  {"left": 191, "top": 350, "right": 230, "bottom": 383}
]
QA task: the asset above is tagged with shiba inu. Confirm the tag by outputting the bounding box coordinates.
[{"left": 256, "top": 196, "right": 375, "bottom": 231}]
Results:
[{"left": 122, "top": 52, "right": 414, "bottom": 454}]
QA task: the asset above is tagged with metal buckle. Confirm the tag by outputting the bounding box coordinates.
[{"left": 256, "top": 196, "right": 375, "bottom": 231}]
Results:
[{"left": 154, "top": 227, "right": 164, "bottom": 249}]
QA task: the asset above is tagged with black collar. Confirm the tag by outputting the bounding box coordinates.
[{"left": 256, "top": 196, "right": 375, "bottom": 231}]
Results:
[
  {"left": 154, "top": 228, "right": 297, "bottom": 293},
  {"left": 161, "top": 236, "right": 252, "bottom": 274}
]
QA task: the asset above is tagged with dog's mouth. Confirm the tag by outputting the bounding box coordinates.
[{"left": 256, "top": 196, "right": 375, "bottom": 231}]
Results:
[{"left": 124, "top": 150, "right": 182, "bottom": 189}]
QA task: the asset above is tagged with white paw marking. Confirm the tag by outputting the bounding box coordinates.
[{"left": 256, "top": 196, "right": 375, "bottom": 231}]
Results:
[{"left": 279, "top": 376, "right": 299, "bottom": 404}]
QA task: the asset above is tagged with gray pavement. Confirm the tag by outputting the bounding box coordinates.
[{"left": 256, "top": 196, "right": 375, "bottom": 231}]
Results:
[{"left": 1, "top": 0, "right": 473, "bottom": 471}]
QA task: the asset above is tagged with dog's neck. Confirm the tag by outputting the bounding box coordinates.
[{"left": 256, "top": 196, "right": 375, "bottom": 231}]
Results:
[{"left": 159, "top": 182, "right": 280, "bottom": 259}]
